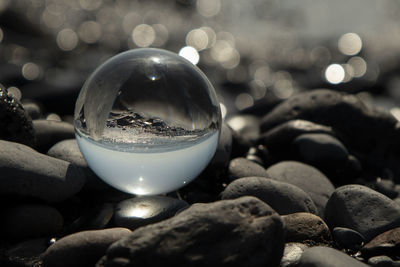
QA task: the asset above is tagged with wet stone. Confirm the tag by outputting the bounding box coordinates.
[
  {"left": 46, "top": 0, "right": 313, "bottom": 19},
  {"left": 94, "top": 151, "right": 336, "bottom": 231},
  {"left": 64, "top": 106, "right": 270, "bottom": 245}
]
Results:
[
  {"left": 298, "top": 246, "right": 369, "bottom": 267},
  {"left": 324, "top": 184, "right": 400, "bottom": 242},
  {"left": 0, "top": 140, "right": 86, "bottom": 202},
  {"left": 42, "top": 228, "right": 131, "bottom": 267},
  {"left": 281, "top": 212, "right": 331, "bottom": 244},
  {"left": 0, "top": 203, "right": 63, "bottom": 240},
  {"left": 333, "top": 227, "right": 365, "bottom": 251},
  {"left": 228, "top": 157, "right": 270, "bottom": 181},
  {"left": 361, "top": 226, "right": 400, "bottom": 258},
  {"left": 221, "top": 177, "right": 317, "bottom": 215},
  {"left": 98, "top": 196, "right": 285, "bottom": 267},
  {"left": 266, "top": 161, "right": 335, "bottom": 216},
  {"left": 33, "top": 119, "right": 75, "bottom": 153},
  {"left": 0, "top": 85, "right": 35, "bottom": 147},
  {"left": 114, "top": 196, "right": 189, "bottom": 230}
]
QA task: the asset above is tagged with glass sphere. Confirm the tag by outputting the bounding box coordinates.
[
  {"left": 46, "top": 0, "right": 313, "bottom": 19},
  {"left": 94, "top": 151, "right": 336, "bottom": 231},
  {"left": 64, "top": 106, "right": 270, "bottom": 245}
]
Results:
[{"left": 74, "top": 48, "right": 221, "bottom": 195}]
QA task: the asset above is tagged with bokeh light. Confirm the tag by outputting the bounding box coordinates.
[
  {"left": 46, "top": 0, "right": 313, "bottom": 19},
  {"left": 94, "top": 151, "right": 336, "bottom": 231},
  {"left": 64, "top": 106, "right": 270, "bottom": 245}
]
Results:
[
  {"left": 56, "top": 28, "right": 79, "bottom": 51},
  {"left": 325, "top": 64, "right": 345, "bottom": 84},
  {"left": 338, "top": 33, "right": 363, "bottom": 56},
  {"left": 179, "top": 46, "right": 200, "bottom": 65},
  {"left": 132, "top": 24, "right": 155, "bottom": 47},
  {"left": 22, "top": 62, "right": 41, "bottom": 81},
  {"left": 347, "top": 56, "right": 367, "bottom": 78}
]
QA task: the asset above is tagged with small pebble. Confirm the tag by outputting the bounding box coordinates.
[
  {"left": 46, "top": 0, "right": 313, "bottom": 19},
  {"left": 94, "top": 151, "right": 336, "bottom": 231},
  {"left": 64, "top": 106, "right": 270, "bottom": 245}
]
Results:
[
  {"left": 228, "top": 157, "right": 269, "bottom": 181},
  {"left": 281, "top": 212, "right": 331, "bottom": 243},
  {"left": 361, "top": 226, "right": 400, "bottom": 258},
  {"left": 280, "top": 242, "right": 309, "bottom": 267},
  {"left": 332, "top": 227, "right": 365, "bottom": 251},
  {"left": 221, "top": 177, "right": 317, "bottom": 215},
  {"left": 368, "top": 256, "right": 400, "bottom": 267},
  {"left": 22, "top": 100, "right": 42, "bottom": 120},
  {"left": 114, "top": 195, "right": 189, "bottom": 230}
]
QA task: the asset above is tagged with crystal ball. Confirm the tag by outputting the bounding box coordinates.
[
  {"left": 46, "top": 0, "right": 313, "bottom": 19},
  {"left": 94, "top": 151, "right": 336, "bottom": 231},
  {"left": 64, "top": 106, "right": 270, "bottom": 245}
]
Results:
[{"left": 74, "top": 48, "right": 221, "bottom": 195}]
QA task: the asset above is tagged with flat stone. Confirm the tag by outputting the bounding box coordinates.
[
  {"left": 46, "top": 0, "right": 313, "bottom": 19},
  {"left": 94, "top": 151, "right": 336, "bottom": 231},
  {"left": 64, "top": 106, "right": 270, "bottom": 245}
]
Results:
[
  {"left": 298, "top": 246, "right": 369, "bottom": 267},
  {"left": 114, "top": 196, "right": 189, "bottom": 230},
  {"left": 98, "top": 196, "right": 285, "bottom": 267},
  {"left": 0, "top": 203, "right": 63, "bottom": 240},
  {"left": 282, "top": 212, "right": 331, "bottom": 243},
  {"left": 324, "top": 184, "right": 400, "bottom": 241},
  {"left": 42, "top": 228, "right": 131, "bottom": 267},
  {"left": 333, "top": 227, "right": 365, "bottom": 251},
  {"left": 0, "top": 140, "right": 86, "bottom": 202},
  {"left": 266, "top": 161, "right": 335, "bottom": 216},
  {"left": 228, "top": 157, "right": 269, "bottom": 181},
  {"left": 221, "top": 177, "right": 317, "bottom": 215},
  {"left": 361, "top": 226, "right": 400, "bottom": 258},
  {"left": 0, "top": 85, "right": 35, "bottom": 146},
  {"left": 33, "top": 119, "right": 75, "bottom": 152}
]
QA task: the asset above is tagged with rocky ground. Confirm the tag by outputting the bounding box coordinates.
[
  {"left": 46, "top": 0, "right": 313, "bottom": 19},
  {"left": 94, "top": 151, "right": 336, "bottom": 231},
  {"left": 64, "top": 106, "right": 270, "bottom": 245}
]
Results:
[{"left": 2, "top": 1, "right": 400, "bottom": 267}]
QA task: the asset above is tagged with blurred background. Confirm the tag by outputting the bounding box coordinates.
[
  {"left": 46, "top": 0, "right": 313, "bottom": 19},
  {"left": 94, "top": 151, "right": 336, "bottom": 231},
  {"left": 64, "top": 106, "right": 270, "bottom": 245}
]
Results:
[{"left": 1, "top": 0, "right": 400, "bottom": 121}]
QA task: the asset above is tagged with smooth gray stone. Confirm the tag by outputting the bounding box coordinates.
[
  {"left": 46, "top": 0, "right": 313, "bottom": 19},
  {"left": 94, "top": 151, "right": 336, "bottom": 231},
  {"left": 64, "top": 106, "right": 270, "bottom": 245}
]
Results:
[
  {"left": 98, "top": 196, "right": 285, "bottom": 267},
  {"left": 298, "top": 246, "right": 368, "bottom": 267},
  {"left": 266, "top": 161, "right": 335, "bottom": 216},
  {"left": 333, "top": 227, "right": 365, "bottom": 251},
  {"left": 0, "top": 140, "right": 86, "bottom": 202},
  {"left": 33, "top": 119, "right": 75, "bottom": 152},
  {"left": 1, "top": 203, "right": 63, "bottom": 240},
  {"left": 42, "top": 228, "right": 131, "bottom": 267},
  {"left": 325, "top": 184, "right": 400, "bottom": 241},
  {"left": 293, "top": 133, "right": 349, "bottom": 166},
  {"left": 228, "top": 157, "right": 269, "bottom": 181},
  {"left": 221, "top": 177, "right": 317, "bottom": 215},
  {"left": 114, "top": 196, "right": 189, "bottom": 230},
  {"left": 282, "top": 212, "right": 331, "bottom": 243}
]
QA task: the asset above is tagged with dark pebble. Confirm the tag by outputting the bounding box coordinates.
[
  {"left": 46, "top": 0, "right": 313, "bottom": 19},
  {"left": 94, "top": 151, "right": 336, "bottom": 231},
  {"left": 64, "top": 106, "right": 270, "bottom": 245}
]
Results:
[
  {"left": 0, "top": 203, "right": 63, "bottom": 240},
  {"left": 0, "top": 140, "right": 86, "bottom": 202},
  {"left": 266, "top": 161, "right": 335, "bottom": 216},
  {"left": 0, "top": 85, "right": 35, "bottom": 146},
  {"left": 298, "top": 246, "right": 369, "bottom": 267},
  {"left": 99, "top": 196, "right": 285, "bottom": 267},
  {"left": 324, "top": 184, "right": 400, "bottom": 241},
  {"left": 33, "top": 119, "right": 75, "bottom": 152},
  {"left": 228, "top": 157, "right": 269, "bottom": 181},
  {"left": 281, "top": 212, "right": 331, "bottom": 243},
  {"left": 114, "top": 196, "right": 189, "bottom": 230},
  {"left": 293, "top": 133, "right": 349, "bottom": 168},
  {"left": 332, "top": 227, "right": 365, "bottom": 251},
  {"left": 42, "top": 228, "right": 131, "bottom": 267},
  {"left": 221, "top": 177, "right": 317, "bottom": 215},
  {"left": 361, "top": 226, "right": 400, "bottom": 258}
]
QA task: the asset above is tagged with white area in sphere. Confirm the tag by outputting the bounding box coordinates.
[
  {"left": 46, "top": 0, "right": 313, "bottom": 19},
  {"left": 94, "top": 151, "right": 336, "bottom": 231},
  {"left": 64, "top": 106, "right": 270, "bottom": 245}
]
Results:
[
  {"left": 76, "top": 131, "right": 219, "bottom": 195},
  {"left": 325, "top": 64, "right": 345, "bottom": 84}
]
